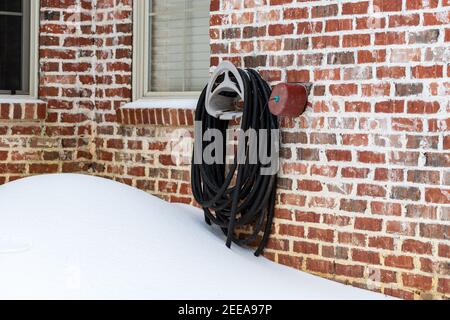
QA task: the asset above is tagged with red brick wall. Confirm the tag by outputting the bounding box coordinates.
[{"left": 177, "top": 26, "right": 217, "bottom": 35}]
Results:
[
  {"left": 207, "top": 0, "right": 449, "bottom": 300},
  {"left": 0, "top": 0, "right": 448, "bottom": 299},
  {"left": 0, "top": 0, "right": 99, "bottom": 184},
  {"left": 111, "top": 0, "right": 450, "bottom": 300}
]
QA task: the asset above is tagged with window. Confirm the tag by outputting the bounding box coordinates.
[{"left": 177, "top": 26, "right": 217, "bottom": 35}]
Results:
[
  {"left": 0, "top": 0, "right": 38, "bottom": 98},
  {"left": 133, "top": 0, "right": 210, "bottom": 100}
]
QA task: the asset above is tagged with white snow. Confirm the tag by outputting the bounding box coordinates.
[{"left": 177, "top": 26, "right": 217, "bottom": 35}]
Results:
[
  {"left": 121, "top": 98, "right": 198, "bottom": 110},
  {"left": 0, "top": 174, "right": 393, "bottom": 300},
  {"left": 0, "top": 97, "right": 45, "bottom": 104}
]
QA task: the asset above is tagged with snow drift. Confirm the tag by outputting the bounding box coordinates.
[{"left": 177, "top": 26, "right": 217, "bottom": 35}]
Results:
[{"left": 0, "top": 174, "right": 391, "bottom": 300}]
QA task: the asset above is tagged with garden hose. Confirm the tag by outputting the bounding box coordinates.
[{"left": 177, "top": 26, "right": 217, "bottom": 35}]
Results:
[{"left": 191, "top": 68, "right": 279, "bottom": 256}]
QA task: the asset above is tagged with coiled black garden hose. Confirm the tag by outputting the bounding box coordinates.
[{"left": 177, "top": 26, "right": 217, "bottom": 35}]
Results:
[{"left": 191, "top": 68, "right": 279, "bottom": 256}]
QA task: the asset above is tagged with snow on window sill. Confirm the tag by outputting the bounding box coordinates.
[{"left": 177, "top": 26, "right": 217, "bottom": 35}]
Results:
[
  {"left": 0, "top": 96, "right": 45, "bottom": 104},
  {"left": 121, "top": 98, "right": 199, "bottom": 110}
]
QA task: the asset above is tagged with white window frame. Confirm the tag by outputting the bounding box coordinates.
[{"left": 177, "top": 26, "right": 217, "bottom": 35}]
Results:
[
  {"left": 132, "top": 0, "right": 206, "bottom": 102},
  {"left": 0, "top": 0, "right": 39, "bottom": 100}
]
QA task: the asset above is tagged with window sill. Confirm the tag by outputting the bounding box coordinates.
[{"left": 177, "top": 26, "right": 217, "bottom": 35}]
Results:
[
  {"left": 122, "top": 98, "right": 199, "bottom": 110},
  {"left": 0, "top": 98, "right": 47, "bottom": 122},
  {"left": 117, "top": 99, "right": 197, "bottom": 127}
]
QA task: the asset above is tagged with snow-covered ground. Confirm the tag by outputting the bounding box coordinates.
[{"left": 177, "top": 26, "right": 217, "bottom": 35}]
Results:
[{"left": 0, "top": 174, "right": 392, "bottom": 300}]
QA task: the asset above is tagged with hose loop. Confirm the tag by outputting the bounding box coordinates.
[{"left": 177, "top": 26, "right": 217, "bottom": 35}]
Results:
[{"left": 191, "top": 68, "right": 278, "bottom": 256}]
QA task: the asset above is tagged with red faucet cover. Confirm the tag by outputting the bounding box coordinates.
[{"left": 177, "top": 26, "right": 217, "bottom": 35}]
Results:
[{"left": 269, "top": 83, "right": 309, "bottom": 117}]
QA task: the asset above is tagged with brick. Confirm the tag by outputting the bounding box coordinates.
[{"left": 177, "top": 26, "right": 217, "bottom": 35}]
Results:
[
  {"left": 412, "top": 65, "right": 443, "bottom": 79},
  {"left": 314, "top": 68, "right": 340, "bottom": 81},
  {"left": 298, "top": 180, "right": 323, "bottom": 192},
  {"left": 305, "top": 196, "right": 334, "bottom": 210},
  {"left": 438, "top": 278, "right": 449, "bottom": 294},
  {"left": 407, "top": 170, "right": 440, "bottom": 184},
  {"left": 328, "top": 52, "right": 355, "bottom": 64},
  {"left": 297, "top": 22, "right": 323, "bottom": 34},
  {"left": 371, "top": 202, "right": 402, "bottom": 216},
  {"left": 406, "top": 0, "right": 439, "bottom": 10},
  {"left": 374, "top": 168, "right": 403, "bottom": 182},
  {"left": 391, "top": 186, "right": 421, "bottom": 201},
  {"left": 386, "top": 221, "right": 416, "bottom": 236},
  {"left": 438, "top": 244, "right": 450, "bottom": 259},
  {"left": 390, "top": 48, "right": 421, "bottom": 63},
  {"left": 278, "top": 254, "right": 302, "bottom": 270},
  {"left": 368, "top": 236, "right": 394, "bottom": 250},
  {"left": 283, "top": 8, "right": 308, "bottom": 20},
  {"left": 402, "top": 240, "right": 432, "bottom": 255},
  {"left": 407, "top": 101, "right": 440, "bottom": 114},
  {"left": 338, "top": 232, "right": 366, "bottom": 246},
  {"left": 308, "top": 227, "right": 334, "bottom": 242},
  {"left": 358, "top": 50, "right": 386, "bottom": 63},
  {"left": 374, "top": 0, "right": 402, "bottom": 11},
  {"left": 357, "top": 184, "right": 386, "bottom": 198},
  {"left": 311, "top": 4, "right": 338, "bottom": 18},
  {"left": 306, "top": 258, "right": 335, "bottom": 274},
  {"left": 344, "top": 67, "right": 372, "bottom": 80},
  {"left": 409, "top": 29, "right": 440, "bottom": 44},
  {"left": 330, "top": 84, "right": 358, "bottom": 96},
  {"left": 406, "top": 205, "right": 437, "bottom": 219},
  {"left": 384, "top": 288, "right": 414, "bottom": 300},
  {"left": 420, "top": 223, "right": 449, "bottom": 240},
  {"left": 325, "top": 19, "right": 353, "bottom": 32},
  {"left": 358, "top": 151, "right": 385, "bottom": 164},
  {"left": 385, "top": 256, "right": 414, "bottom": 270},
  {"left": 376, "top": 66, "right": 405, "bottom": 79},
  {"left": 310, "top": 133, "right": 336, "bottom": 145},
  {"left": 356, "top": 17, "right": 386, "bottom": 29},
  {"left": 424, "top": 12, "right": 450, "bottom": 26},
  {"left": 298, "top": 53, "right": 323, "bottom": 66},
  {"left": 379, "top": 269, "right": 398, "bottom": 284},
  {"left": 278, "top": 224, "right": 305, "bottom": 237},
  {"left": 326, "top": 150, "right": 352, "bottom": 162},
  {"left": 355, "top": 217, "right": 383, "bottom": 232},
  {"left": 295, "top": 211, "right": 320, "bottom": 223},
  {"left": 345, "top": 102, "right": 370, "bottom": 113},
  {"left": 284, "top": 38, "right": 309, "bottom": 50},
  {"left": 352, "top": 249, "right": 380, "bottom": 265},
  {"left": 389, "top": 14, "right": 420, "bottom": 27},
  {"left": 297, "top": 148, "right": 320, "bottom": 161},
  {"left": 425, "top": 188, "right": 450, "bottom": 204},
  {"left": 265, "top": 239, "right": 289, "bottom": 251},
  {"left": 392, "top": 118, "right": 423, "bottom": 132},
  {"left": 375, "top": 100, "right": 404, "bottom": 113},
  {"left": 29, "top": 164, "right": 59, "bottom": 174},
  {"left": 287, "top": 70, "right": 310, "bottom": 82},
  {"left": 426, "top": 153, "right": 450, "bottom": 167},
  {"left": 340, "top": 199, "right": 367, "bottom": 213},
  {"left": 268, "top": 24, "right": 294, "bottom": 36},
  {"left": 375, "top": 32, "right": 405, "bottom": 45},
  {"left": 343, "top": 34, "right": 371, "bottom": 47},
  {"left": 402, "top": 274, "right": 433, "bottom": 291},
  {"left": 335, "top": 264, "right": 365, "bottom": 278},
  {"left": 342, "top": 1, "right": 369, "bottom": 15},
  {"left": 390, "top": 151, "right": 420, "bottom": 167},
  {"left": 342, "top": 167, "right": 370, "bottom": 179},
  {"left": 293, "top": 241, "right": 319, "bottom": 255},
  {"left": 312, "top": 36, "right": 339, "bottom": 49}
]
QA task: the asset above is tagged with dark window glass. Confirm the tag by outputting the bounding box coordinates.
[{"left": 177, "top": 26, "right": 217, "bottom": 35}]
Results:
[
  {"left": 0, "top": 0, "right": 22, "bottom": 13},
  {"left": 0, "top": 0, "right": 30, "bottom": 94},
  {"left": 0, "top": 15, "right": 23, "bottom": 92}
]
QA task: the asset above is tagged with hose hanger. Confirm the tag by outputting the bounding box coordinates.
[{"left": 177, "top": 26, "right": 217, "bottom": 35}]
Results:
[
  {"left": 192, "top": 62, "right": 279, "bottom": 256},
  {"left": 205, "top": 61, "right": 246, "bottom": 120}
]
